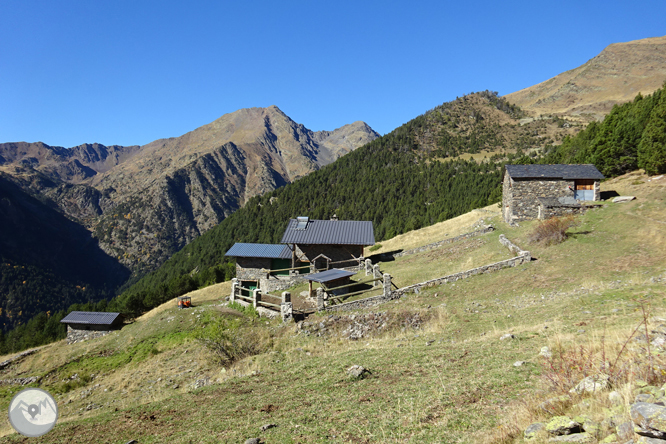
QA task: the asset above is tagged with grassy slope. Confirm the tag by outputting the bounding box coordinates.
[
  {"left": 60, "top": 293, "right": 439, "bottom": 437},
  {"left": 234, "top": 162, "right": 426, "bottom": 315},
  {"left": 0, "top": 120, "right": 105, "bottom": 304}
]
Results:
[{"left": 1, "top": 173, "right": 665, "bottom": 443}]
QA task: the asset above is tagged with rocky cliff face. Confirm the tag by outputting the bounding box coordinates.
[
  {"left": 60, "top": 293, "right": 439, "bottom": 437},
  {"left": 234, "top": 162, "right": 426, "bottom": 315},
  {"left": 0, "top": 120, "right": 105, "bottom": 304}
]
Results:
[
  {"left": 505, "top": 35, "right": 666, "bottom": 121},
  {"left": 0, "top": 106, "right": 378, "bottom": 274}
]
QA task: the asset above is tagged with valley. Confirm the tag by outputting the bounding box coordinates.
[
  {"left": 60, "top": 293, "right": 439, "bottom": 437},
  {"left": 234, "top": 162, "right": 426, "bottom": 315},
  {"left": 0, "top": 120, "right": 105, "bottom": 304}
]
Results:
[{"left": 0, "top": 173, "right": 664, "bottom": 443}]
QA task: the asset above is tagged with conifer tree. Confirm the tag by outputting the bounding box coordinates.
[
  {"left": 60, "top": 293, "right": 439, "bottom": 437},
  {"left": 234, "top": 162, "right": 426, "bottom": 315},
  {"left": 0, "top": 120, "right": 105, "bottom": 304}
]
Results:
[{"left": 638, "top": 88, "right": 666, "bottom": 175}]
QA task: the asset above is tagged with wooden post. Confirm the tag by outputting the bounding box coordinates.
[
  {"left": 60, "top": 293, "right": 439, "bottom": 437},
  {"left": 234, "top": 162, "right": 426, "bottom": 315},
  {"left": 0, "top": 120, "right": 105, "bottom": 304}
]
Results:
[{"left": 309, "top": 280, "right": 313, "bottom": 299}]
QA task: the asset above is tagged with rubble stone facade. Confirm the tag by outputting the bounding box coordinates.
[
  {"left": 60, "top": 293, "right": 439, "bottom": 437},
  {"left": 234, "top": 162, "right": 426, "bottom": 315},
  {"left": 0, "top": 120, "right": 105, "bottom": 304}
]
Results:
[{"left": 503, "top": 174, "right": 600, "bottom": 223}]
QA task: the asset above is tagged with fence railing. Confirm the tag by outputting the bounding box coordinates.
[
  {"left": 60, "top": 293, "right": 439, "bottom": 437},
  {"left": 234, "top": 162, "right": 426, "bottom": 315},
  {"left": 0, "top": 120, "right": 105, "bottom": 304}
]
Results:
[{"left": 230, "top": 279, "right": 294, "bottom": 321}]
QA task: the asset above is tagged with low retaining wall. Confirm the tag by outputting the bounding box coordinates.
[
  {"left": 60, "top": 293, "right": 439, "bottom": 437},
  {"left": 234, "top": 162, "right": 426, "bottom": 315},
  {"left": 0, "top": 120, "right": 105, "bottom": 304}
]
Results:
[
  {"left": 393, "top": 253, "right": 530, "bottom": 296},
  {"left": 320, "top": 291, "right": 402, "bottom": 312},
  {"left": 499, "top": 234, "right": 531, "bottom": 260},
  {"left": 322, "top": 236, "right": 531, "bottom": 312},
  {"left": 393, "top": 226, "right": 494, "bottom": 258}
]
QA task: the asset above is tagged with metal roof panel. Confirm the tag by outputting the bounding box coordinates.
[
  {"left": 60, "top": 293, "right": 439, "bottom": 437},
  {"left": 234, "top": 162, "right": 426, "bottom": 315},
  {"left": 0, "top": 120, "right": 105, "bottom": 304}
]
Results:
[
  {"left": 224, "top": 243, "right": 292, "bottom": 259},
  {"left": 505, "top": 164, "right": 604, "bottom": 180},
  {"left": 307, "top": 269, "right": 356, "bottom": 283},
  {"left": 60, "top": 311, "right": 122, "bottom": 326},
  {"left": 280, "top": 219, "right": 375, "bottom": 245}
]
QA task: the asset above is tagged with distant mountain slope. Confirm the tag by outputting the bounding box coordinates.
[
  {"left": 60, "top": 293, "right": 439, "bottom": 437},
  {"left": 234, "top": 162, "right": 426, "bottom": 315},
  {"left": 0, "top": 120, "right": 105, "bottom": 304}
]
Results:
[
  {"left": 0, "top": 106, "right": 378, "bottom": 274},
  {"left": 0, "top": 174, "right": 129, "bottom": 330},
  {"left": 505, "top": 35, "right": 666, "bottom": 121}
]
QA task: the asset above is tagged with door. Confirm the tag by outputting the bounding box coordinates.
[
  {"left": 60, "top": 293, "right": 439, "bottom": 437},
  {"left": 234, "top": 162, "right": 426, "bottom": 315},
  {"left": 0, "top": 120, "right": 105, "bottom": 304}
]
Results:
[
  {"left": 574, "top": 180, "right": 594, "bottom": 201},
  {"left": 270, "top": 259, "right": 291, "bottom": 276}
]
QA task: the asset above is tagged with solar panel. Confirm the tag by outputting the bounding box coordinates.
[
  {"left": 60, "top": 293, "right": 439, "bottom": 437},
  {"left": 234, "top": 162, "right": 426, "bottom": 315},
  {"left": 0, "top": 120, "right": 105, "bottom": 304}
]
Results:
[{"left": 296, "top": 216, "right": 309, "bottom": 230}]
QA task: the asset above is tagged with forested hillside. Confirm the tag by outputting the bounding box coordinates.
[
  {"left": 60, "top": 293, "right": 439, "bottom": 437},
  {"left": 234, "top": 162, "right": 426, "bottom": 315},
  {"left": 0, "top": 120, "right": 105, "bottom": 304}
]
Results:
[
  {"left": 543, "top": 82, "right": 666, "bottom": 175},
  {"left": 8, "top": 86, "right": 666, "bottom": 354}
]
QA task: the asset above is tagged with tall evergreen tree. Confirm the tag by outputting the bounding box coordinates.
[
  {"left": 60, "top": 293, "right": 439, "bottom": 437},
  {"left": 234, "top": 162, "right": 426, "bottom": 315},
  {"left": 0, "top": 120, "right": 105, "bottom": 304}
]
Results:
[{"left": 638, "top": 87, "right": 666, "bottom": 175}]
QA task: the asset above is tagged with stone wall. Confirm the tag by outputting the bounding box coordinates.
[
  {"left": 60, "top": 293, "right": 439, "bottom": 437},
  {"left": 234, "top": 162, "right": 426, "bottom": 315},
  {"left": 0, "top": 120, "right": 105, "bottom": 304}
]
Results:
[
  {"left": 322, "top": 237, "right": 531, "bottom": 313},
  {"left": 66, "top": 326, "right": 114, "bottom": 344},
  {"left": 503, "top": 175, "right": 600, "bottom": 223},
  {"left": 236, "top": 257, "right": 272, "bottom": 280},
  {"left": 538, "top": 200, "right": 587, "bottom": 220},
  {"left": 505, "top": 177, "right": 575, "bottom": 223},
  {"left": 393, "top": 226, "right": 494, "bottom": 258}
]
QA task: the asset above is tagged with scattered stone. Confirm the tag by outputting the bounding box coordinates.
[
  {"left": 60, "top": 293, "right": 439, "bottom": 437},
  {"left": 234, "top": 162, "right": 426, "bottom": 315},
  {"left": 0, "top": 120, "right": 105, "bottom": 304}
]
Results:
[
  {"left": 631, "top": 402, "right": 666, "bottom": 439},
  {"left": 524, "top": 422, "right": 545, "bottom": 440},
  {"left": 540, "top": 346, "right": 553, "bottom": 358},
  {"left": 635, "top": 435, "right": 666, "bottom": 443},
  {"left": 347, "top": 365, "right": 370, "bottom": 380},
  {"left": 500, "top": 334, "right": 516, "bottom": 341},
  {"left": 582, "top": 419, "right": 600, "bottom": 436},
  {"left": 609, "top": 391, "right": 624, "bottom": 407},
  {"left": 545, "top": 416, "right": 582, "bottom": 435},
  {"left": 570, "top": 374, "right": 610, "bottom": 394},
  {"left": 260, "top": 423, "right": 276, "bottom": 432},
  {"left": 616, "top": 421, "right": 633, "bottom": 440},
  {"left": 245, "top": 439, "right": 261, "bottom": 444},
  {"left": 612, "top": 196, "right": 636, "bottom": 203},
  {"left": 547, "top": 433, "right": 594, "bottom": 442},
  {"left": 514, "top": 361, "right": 527, "bottom": 367},
  {"left": 636, "top": 394, "right": 657, "bottom": 404}
]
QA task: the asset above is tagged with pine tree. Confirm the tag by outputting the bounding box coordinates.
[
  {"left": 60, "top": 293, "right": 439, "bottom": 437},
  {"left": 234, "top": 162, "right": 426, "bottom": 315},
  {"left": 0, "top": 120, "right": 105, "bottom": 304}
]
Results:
[{"left": 638, "top": 88, "right": 666, "bottom": 175}]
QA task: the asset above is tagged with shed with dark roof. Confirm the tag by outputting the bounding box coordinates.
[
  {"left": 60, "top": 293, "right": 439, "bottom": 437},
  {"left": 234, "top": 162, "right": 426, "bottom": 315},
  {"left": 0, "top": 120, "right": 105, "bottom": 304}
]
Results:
[
  {"left": 502, "top": 164, "right": 604, "bottom": 223},
  {"left": 280, "top": 217, "right": 375, "bottom": 271},
  {"left": 60, "top": 311, "right": 123, "bottom": 344}
]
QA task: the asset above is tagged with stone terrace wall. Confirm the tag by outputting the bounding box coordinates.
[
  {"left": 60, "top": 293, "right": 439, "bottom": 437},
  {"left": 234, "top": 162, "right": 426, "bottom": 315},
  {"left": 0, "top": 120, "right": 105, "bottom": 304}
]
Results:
[
  {"left": 393, "top": 226, "right": 494, "bottom": 258},
  {"left": 538, "top": 203, "right": 588, "bottom": 220},
  {"left": 322, "top": 237, "right": 531, "bottom": 313}
]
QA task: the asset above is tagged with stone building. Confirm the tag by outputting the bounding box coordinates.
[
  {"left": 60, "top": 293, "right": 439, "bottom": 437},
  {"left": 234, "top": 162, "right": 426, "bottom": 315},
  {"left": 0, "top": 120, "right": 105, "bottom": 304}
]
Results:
[
  {"left": 224, "top": 243, "right": 304, "bottom": 294},
  {"left": 280, "top": 217, "right": 375, "bottom": 271},
  {"left": 502, "top": 164, "right": 604, "bottom": 224},
  {"left": 60, "top": 311, "right": 123, "bottom": 344}
]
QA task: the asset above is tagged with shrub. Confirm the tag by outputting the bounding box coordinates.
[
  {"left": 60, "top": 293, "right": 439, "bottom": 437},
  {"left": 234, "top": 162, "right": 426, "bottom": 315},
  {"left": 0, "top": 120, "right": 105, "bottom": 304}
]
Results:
[
  {"left": 369, "top": 244, "right": 382, "bottom": 252},
  {"left": 193, "top": 313, "right": 270, "bottom": 366},
  {"left": 528, "top": 215, "right": 578, "bottom": 246}
]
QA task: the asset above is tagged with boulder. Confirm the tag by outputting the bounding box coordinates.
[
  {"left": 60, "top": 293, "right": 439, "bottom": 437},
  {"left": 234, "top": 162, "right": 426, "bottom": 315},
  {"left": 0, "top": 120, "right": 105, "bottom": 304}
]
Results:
[
  {"left": 570, "top": 374, "right": 610, "bottom": 394},
  {"left": 609, "top": 391, "right": 624, "bottom": 407},
  {"left": 500, "top": 333, "right": 515, "bottom": 341},
  {"left": 547, "top": 432, "right": 594, "bottom": 442},
  {"left": 347, "top": 365, "right": 370, "bottom": 379},
  {"left": 540, "top": 346, "right": 553, "bottom": 358},
  {"left": 546, "top": 416, "right": 583, "bottom": 435},
  {"left": 612, "top": 196, "right": 636, "bottom": 203},
  {"left": 631, "top": 402, "right": 666, "bottom": 439},
  {"left": 525, "top": 422, "right": 545, "bottom": 440}
]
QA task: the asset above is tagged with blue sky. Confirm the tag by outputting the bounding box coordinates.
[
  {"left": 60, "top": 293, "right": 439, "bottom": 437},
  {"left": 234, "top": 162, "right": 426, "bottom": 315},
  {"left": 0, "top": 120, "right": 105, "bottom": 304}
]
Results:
[{"left": 1, "top": 0, "right": 665, "bottom": 147}]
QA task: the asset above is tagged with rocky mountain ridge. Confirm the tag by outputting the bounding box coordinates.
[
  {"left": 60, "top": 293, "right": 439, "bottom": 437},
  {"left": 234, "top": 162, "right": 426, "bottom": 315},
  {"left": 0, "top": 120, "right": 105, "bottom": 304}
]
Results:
[{"left": 0, "top": 106, "right": 378, "bottom": 275}]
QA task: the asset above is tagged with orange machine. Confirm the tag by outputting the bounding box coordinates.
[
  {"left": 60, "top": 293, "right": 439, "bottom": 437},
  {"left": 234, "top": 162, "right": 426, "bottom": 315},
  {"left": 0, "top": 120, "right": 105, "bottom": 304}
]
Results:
[{"left": 177, "top": 296, "right": 192, "bottom": 309}]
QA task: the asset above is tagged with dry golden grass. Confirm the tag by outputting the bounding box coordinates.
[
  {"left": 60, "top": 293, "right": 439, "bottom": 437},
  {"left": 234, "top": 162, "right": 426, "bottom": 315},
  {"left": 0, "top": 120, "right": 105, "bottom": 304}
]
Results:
[
  {"left": 138, "top": 280, "right": 231, "bottom": 321},
  {"left": 366, "top": 204, "right": 501, "bottom": 256}
]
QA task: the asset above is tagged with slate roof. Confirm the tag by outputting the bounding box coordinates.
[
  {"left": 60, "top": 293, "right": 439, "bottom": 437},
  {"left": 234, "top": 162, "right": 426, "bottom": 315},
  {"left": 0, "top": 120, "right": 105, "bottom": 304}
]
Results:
[
  {"left": 60, "top": 311, "right": 122, "bottom": 326},
  {"left": 307, "top": 269, "right": 356, "bottom": 283},
  {"left": 224, "top": 243, "right": 292, "bottom": 259},
  {"left": 281, "top": 219, "right": 375, "bottom": 246},
  {"left": 505, "top": 164, "right": 604, "bottom": 180}
]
